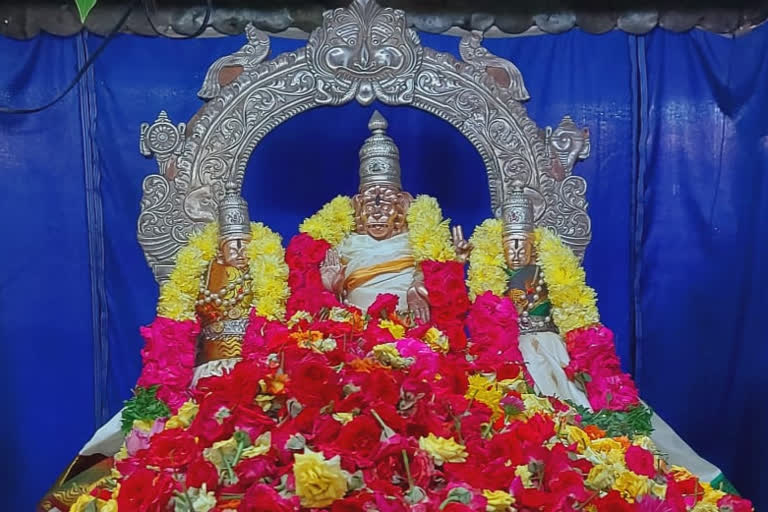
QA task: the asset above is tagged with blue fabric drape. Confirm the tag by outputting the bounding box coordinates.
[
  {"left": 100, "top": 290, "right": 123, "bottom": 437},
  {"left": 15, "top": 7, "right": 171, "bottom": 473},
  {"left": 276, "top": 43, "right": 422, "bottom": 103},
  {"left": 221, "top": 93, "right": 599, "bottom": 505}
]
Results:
[
  {"left": 637, "top": 26, "right": 768, "bottom": 507},
  {"left": 0, "top": 35, "right": 95, "bottom": 509},
  {"left": 0, "top": 26, "right": 765, "bottom": 511}
]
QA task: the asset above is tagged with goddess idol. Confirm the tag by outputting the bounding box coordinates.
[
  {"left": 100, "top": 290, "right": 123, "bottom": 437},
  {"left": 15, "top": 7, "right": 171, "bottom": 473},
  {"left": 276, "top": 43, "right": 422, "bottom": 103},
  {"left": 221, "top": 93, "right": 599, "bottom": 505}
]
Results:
[
  {"left": 285, "top": 111, "right": 472, "bottom": 347},
  {"left": 38, "top": 187, "right": 290, "bottom": 512},
  {"left": 466, "top": 181, "right": 732, "bottom": 491}
]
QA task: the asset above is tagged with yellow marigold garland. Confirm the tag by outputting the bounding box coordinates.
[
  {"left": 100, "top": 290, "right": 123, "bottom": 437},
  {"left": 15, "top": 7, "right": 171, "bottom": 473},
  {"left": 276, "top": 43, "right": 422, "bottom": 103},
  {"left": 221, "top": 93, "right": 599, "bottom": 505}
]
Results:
[
  {"left": 466, "top": 218, "right": 507, "bottom": 299},
  {"left": 157, "top": 222, "right": 219, "bottom": 321},
  {"left": 300, "top": 194, "right": 455, "bottom": 263},
  {"left": 299, "top": 195, "right": 355, "bottom": 246},
  {"left": 464, "top": 220, "right": 599, "bottom": 333},
  {"left": 534, "top": 227, "right": 600, "bottom": 333},
  {"left": 406, "top": 195, "right": 455, "bottom": 263},
  {"left": 247, "top": 223, "right": 290, "bottom": 321},
  {"left": 157, "top": 221, "right": 289, "bottom": 322}
]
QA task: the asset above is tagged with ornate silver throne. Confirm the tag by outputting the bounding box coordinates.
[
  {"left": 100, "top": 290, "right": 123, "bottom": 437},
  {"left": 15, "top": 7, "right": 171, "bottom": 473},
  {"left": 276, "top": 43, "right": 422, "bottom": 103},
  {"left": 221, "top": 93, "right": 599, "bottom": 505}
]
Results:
[{"left": 138, "top": 0, "right": 592, "bottom": 284}]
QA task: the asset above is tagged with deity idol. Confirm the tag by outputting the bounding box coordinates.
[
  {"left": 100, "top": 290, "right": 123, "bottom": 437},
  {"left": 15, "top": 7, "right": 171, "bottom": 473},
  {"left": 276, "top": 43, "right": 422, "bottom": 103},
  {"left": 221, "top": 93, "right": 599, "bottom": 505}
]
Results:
[
  {"left": 286, "top": 111, "right": 471, "bottom": 345},
  {"left": 466, "top": 182, "right": 729, "bottom": 489},
  {"left": 38, "top": 187, "right": 289, "bottom": 512}
]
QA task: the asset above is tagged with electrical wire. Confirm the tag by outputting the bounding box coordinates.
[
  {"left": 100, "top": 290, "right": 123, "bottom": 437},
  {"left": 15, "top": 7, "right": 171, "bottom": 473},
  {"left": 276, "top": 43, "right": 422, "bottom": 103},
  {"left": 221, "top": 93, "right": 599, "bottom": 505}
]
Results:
[{"left": 0, "top": 0, "right": 214, "bottom": 115}]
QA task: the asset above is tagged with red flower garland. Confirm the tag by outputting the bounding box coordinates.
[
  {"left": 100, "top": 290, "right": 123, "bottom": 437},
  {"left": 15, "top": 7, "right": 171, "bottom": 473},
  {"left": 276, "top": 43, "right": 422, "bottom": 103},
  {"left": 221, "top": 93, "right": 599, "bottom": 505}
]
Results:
[
  {"left": 421, "top": 260, "right": 470, "bottom": 351},
  {"left": 285, "top": 233, "right": 342, "bottom": 317},
  {"left": 136, "top": 316, "right": 198, "bottom": 412},
  {"left": 564, "top": 325, "right": 640, "bottom": 411},
  {"left": 465, "top": 291, "right": 533, "bottom": 383}
]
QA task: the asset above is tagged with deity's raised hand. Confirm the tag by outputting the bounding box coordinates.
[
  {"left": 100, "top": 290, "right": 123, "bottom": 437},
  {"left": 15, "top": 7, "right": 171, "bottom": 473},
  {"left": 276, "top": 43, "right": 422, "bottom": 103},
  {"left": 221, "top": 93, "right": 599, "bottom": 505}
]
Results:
[
  {"left": 320, "top": 248, "right": 345, "bottom": 295},
  {"left": 407, "top": 280, "right": 430, "bottom": 323},
  {"left": 452, "top": 225, "right": 473, "bottom": 264}
]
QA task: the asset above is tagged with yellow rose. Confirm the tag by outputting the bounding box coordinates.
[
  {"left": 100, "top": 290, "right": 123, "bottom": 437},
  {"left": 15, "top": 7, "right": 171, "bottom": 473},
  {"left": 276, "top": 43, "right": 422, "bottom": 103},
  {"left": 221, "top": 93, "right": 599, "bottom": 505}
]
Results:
[
  {"left": 378, "top": 319, "right": 406, "bottom": 339},
  {"left": 242, "top": 432, "right": 272, "bottom": 459},
  {"left": 423, "top": 327, "right": 450, "bottom": 353},
  {"left": 372, "top": 343, "right": 409, "bottom": 368},
  {"left": 204, "top": 437, "right": 238, "bottom": 469},
  {"left": 293, "top": 449, "right": 348, "bottom": 508},
  {"left": 612, "top": 471, "right": 652, "bottom": 502},
  {"left": 563, "top": 425, "right": 591, "bottom": 452},
  {"left": 333, "top": 412, "right": 355, "bottom": 425},
  {"left": 522, "top": 394, "right": 554, "bottom": 415},
  {"left": 515, "top": 464, "right": 534, "bottom": 488},
  {"left": 166, "top": 400, "right": 199, "bottom": 429},
  {"left": 483, "top": 490, "right": 514, "bottom": 511},
  {"left": 586, "top": 463, "right": 617, "bottom": 490},
  {"left": 419, "top": 433, "right": 468, "bottom": 465}
]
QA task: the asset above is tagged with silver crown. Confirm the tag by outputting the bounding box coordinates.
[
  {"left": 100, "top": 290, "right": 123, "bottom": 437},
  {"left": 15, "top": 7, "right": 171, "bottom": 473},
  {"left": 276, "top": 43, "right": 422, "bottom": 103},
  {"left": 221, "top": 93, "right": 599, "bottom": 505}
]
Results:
[
  {"left": 218, "top": 182, "right": 251, "bottom": 241},
  {"left": 501, "top": 181, "right": 535, "bottom": 236},
  {"left": 358, "top": 110, "right": 402, "bottom": 189}
]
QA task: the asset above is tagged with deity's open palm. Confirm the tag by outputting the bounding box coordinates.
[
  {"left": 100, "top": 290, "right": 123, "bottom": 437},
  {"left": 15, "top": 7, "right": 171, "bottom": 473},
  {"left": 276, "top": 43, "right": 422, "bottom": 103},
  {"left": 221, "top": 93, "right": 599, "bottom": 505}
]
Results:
[{"left": 320, "top": 249, "right": 345, "bottom": 295}]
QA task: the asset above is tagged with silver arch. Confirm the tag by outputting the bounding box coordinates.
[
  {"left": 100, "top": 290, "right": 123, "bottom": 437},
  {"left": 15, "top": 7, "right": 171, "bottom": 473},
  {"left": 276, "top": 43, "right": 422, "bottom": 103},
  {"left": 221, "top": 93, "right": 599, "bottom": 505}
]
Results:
[{"left": 138, "top": 0, "right": 592, "bottom": 284}]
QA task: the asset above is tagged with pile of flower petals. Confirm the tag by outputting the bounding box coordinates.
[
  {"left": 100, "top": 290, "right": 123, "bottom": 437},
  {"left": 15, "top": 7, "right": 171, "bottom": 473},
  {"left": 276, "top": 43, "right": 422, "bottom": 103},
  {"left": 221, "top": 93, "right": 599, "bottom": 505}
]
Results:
[{"left": 80, "top": 302, "right": 752, "bottom": 512}]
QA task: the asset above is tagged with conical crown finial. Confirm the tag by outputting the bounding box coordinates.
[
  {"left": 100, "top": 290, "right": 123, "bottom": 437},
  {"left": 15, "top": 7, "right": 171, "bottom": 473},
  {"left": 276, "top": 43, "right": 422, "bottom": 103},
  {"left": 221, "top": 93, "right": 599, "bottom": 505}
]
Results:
[
  {"left": 358, "top": 110, "right": 401, "bottom": 190},
  {"left": 368, "top": 110, "right": 388, "bottom": 134}
]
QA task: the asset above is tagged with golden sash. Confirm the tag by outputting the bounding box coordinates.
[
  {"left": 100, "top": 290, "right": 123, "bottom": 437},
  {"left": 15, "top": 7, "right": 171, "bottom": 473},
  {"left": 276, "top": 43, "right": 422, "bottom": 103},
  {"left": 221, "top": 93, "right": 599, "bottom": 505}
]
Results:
[{"left": 344, "top": 256, "right": 416, "bottom": 293}]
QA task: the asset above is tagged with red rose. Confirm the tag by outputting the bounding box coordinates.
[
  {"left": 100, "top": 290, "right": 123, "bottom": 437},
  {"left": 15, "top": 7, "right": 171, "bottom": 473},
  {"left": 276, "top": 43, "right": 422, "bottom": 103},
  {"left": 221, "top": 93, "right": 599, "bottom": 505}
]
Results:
[
  {"left": 718, "top": 495, "right": 754, "bottom": 512},
  {"left": 367, "top": 293, "right": 400, "bottom": 319},
  {"left": 235, "top": 456, "right": 278, "bottom": 487},
  {"left": 625, "top": 445, "right": 656, "bottom": 477},
  {"left": 138, "top": 428, "right": 198, "bottom": 468},
  {"left": 422, "top": 261, "right": 470, "bottom": 350},
  {"left": 336, "top": 415, "right": 382, "bottom": 465},
  {"left": 592, "top": 490, "right": 634, "bottom": 512},
  {"left": 287, "top": 233, "right": 330, "bottom": 265},
  {"left": 241, "top": 483, "right": 298, "bottom": 512},
  {"left": 188, "top": 397, "right": 235, "bottom": 446},
  {"left": 186, "top": 456, "right": 219, "bottom": 490},
  {"left": 117, "top": 467, "right": 177, "bottom": 512},
  {"left": 289, "top": 354, "right": 341, "bottom": 407}
]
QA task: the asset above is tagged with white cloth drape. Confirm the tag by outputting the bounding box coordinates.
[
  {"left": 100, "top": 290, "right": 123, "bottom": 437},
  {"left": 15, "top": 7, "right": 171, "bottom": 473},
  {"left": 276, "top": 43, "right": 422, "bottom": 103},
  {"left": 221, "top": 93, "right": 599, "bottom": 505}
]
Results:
[
  {"left": 518, "top": 330, "right": 721, "bottom": 482},
  {"left": 337, "top": 232, "right": 415, "bottom": 313},
  {"left": 79, "top": 358, "right": 239, "bottom": 457}
]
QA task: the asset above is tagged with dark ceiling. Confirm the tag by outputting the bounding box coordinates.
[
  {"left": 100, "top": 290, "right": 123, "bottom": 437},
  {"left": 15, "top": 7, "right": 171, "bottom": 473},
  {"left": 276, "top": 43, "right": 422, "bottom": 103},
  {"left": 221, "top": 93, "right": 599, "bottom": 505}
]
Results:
[{"left": 1, "top": 1, "right": 766, "bottom": 39}]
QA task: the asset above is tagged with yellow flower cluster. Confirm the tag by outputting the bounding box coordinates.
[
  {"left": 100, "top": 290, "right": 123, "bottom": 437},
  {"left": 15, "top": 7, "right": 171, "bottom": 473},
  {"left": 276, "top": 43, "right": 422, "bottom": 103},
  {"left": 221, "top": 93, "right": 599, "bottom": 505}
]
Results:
[
  {"left": 466, "top": 218, "right": 507, "bottom": 299},
  {"left": 534, "top": 227, "right": 600, "bottom": 333},
  {"left": 299, "top": 195, "right": 355, "bottom": 246},
  {"left": 418, "top": 433, "right": 468, "bottom": 465},
  {"left": 293, "top": 449, "right": 348, "bottom": 508},
  {"left": 165, "top": 400, "right": 199, "bottom": 429},
  {"left": 157, "top": 221, "right": 290, "bottom": 322},
  {"left": 157, "top": 222, "right": 219, "bottom": 320},
  {"left": 482, "top": 489, "right": 514, "bottom": 512},
  {"left": 378, "top": 319, "right": 405, "bottom": 339},
  {"left": 423, "top": 327, "right": 450, "bottom": 353},
  {"left": 406, "top": 195, "right": 456, "bottom": 263},
  {"left": 248, "top": 223, "right": 290, "bottom": 320},
  {"left": 466, "top": 373, "right": 504, "bottom": 420},
  {"left": 578, "top": 434, "right": 666, "bottom": 503}
]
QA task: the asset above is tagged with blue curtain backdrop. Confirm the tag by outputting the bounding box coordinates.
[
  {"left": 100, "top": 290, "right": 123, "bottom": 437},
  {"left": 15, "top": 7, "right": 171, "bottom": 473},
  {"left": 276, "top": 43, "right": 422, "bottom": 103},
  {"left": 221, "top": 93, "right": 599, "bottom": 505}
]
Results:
[{"left": 0, "top": 25, "right": 765, "bottom": 510}]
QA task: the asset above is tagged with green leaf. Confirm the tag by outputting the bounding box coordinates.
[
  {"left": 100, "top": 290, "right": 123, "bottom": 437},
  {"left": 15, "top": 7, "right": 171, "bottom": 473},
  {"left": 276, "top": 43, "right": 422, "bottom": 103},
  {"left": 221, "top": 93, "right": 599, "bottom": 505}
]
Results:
[
  {"left": 75, "top": 0, "right": 98, "bottom": 23},
  {"left": 121, "top": 386, "right": 171, "bottom": 434},
  {"left": 570, "top": 402, "right": 654, "bottom": 438}
]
